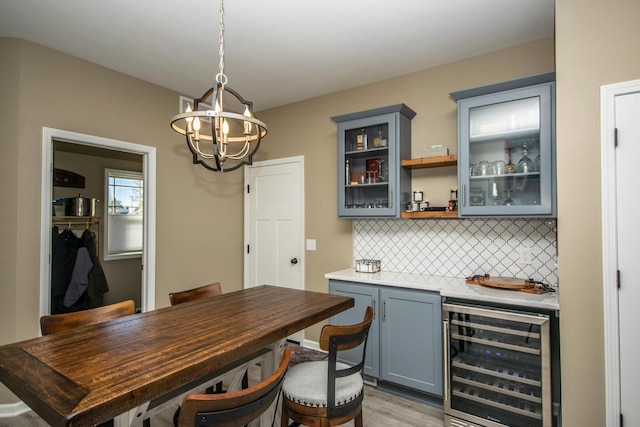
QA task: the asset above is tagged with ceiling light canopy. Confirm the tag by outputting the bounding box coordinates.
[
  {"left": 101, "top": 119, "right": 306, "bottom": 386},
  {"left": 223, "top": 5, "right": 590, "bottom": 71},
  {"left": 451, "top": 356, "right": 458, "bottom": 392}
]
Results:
[{"left": 170, "top": 0, "right": 267, "bottom": 172}]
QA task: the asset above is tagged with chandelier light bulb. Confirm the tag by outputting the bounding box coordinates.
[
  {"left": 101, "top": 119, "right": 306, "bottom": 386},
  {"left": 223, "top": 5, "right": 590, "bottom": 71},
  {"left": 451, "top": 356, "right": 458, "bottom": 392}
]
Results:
[{"left": 243, "top": 105, "right": 252, "bottom": 134}]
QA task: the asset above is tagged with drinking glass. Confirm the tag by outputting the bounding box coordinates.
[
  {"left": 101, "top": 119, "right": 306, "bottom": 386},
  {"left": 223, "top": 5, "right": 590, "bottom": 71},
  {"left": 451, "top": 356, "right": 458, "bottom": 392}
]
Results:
[
  {"left": 490, "top": 181, "right": 501, "bottom": 205},
  {"left": 475, "top": 161, "right": 490, "bottom": 176},
  {"left": 534, "top": 155, "right": 541, "bottom": 172},
  {"left": 517, "top": 144, "right": 534, "bottom": 173},
  {"left": 491, "top": 160, "right": 505, "bottom": 176},
  {"left": 503, "top": 189, "right": 515, "bottom": 205}
]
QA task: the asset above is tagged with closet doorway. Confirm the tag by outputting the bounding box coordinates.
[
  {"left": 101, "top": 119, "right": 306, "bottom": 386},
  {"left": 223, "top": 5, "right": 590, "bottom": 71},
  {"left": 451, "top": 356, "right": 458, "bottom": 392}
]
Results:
[{"left": 40, "top": 128, "right": 157, "bottom": 317}]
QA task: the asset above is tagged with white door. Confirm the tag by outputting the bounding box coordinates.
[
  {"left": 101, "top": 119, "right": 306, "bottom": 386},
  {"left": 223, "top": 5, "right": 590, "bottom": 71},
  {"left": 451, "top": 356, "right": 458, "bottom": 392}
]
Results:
[
  {"left": 244, "top": 157, "right": 305, "bottom": 338},
  {"left": 615, "top": 91, "right": 640, "bottom": 427}
]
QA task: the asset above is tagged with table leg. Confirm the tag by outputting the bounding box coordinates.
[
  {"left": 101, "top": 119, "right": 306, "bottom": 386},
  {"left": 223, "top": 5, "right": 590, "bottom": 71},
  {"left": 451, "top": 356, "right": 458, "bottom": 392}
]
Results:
[
  {"left": 258, "top": 339, "right": 287, "bottom": 427},
  {"left": 113, "top": 403, "right": 148, "bottom": 427}
]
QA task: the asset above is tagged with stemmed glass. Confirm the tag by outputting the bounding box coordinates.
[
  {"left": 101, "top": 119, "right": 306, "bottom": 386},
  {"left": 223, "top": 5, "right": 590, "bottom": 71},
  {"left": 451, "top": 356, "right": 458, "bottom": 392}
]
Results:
[
  {"left": 503, "top": 189, "right": 515, "bottom": 205},
  {"left": 490, "top": 181, "right": 501, "bottom": 205},
  {"left": 517, "top": 144, "right": 534, "bottom": 173},
  {"left": 505, "top": 148, "right": 517, "bottom": 174}
]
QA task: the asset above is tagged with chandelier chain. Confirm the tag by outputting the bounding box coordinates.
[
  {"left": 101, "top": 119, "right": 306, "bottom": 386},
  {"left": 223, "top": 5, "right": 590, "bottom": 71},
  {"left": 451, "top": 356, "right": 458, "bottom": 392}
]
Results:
[{"left": 216, "top": 0, "right": 226, "bottom": 86}]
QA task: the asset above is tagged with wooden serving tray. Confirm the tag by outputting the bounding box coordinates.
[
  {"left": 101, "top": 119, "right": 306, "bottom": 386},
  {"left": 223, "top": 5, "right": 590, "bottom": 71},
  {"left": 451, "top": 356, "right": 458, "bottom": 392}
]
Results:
[{"left": 466, "top": 274, "right": 552, "bottom": 294}]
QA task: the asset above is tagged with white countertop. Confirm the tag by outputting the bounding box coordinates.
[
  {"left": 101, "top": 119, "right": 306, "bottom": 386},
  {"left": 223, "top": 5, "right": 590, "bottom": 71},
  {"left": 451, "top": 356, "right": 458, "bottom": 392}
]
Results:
[{"left": 325, "top": 268, "right": 559, "bottom": 311}]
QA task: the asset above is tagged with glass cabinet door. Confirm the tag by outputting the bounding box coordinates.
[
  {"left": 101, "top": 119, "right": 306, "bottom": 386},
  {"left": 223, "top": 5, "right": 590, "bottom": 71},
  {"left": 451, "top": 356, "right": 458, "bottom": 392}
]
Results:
[
  {"left": 332, "top": 104, "right": 414, "bottom": 218},
  {"left": 341, "top": 115, "right": 394, "bottom": 215},
  {"left": 457, "top": 83, "right": 555, "bottom": 217}
]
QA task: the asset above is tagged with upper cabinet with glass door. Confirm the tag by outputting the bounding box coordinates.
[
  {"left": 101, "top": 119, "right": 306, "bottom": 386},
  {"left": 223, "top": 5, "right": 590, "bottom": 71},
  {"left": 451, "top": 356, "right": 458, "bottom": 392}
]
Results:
[
  {"left": 332, "top": 104, "right": 415, "bottom": 218},
  {"left": 451, "top": 73, "right": 556, "bottom": 217}
]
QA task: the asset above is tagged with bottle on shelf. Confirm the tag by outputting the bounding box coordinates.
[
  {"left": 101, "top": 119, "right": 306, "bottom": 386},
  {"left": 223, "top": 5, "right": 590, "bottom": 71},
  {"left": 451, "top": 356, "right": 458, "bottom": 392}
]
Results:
[
  {"left": 373, "top": 126, "right": 385, "bottom": 148},
  {"left": 345, "top": 159, "right": 351, "bottom": 185},
  {"left": 379, "top": 126, "right": 387, "bottom": 147},
  {"left": 356, "top": 128, "right": 367, "bottom": 150},
  {"left": 448, "top": 188, "right": 458, "bottom": 211}
]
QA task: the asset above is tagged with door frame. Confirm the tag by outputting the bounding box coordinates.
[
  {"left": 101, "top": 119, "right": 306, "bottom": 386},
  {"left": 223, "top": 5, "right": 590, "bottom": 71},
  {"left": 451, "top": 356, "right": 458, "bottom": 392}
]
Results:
[
  {"left": 40, "top": 127, "right": 157, "bottom": 316},
  {"left": 601, "top": 78, "right": 640, "bottom": 426}
]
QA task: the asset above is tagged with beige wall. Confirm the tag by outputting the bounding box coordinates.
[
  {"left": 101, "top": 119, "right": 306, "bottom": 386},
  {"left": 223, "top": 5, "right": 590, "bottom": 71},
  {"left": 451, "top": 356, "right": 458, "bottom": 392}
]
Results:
[
  {"left": 556, "top": 0, "right": 640, "bottom": 425},
  {"left": 0, "top": 38, "right": 248, "bottom": 403},
  {"left": 259, "top": 37, "right": 555, "bottom": 342},
  {"left": 0, "top": 38, "right": 20, "bottom": 349}
]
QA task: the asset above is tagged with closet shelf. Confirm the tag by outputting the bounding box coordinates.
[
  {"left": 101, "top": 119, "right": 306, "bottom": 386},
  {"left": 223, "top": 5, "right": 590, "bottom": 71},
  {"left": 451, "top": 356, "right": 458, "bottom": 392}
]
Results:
[{"left": 52, "top": 216, "right": 101, "bottom": 226}]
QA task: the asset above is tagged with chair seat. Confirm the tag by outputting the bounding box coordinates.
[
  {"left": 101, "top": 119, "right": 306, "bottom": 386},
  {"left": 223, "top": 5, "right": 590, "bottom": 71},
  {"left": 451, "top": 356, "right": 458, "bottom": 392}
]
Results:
[{"left": 282, "top": 360, "right": 363, "bottom": 408}]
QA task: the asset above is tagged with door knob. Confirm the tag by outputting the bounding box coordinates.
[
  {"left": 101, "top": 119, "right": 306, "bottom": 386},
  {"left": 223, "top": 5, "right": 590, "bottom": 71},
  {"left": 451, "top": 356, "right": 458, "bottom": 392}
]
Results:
[{"left": 290, "top": 258, "right": 298, "bottom": 265}]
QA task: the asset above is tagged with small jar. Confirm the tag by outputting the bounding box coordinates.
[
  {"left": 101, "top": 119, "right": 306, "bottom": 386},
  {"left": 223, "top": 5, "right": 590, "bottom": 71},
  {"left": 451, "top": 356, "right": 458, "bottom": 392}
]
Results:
[
  {"left": 475, "top": 161, "right": 490, "bottom": 176},
  {"left": 491, "top": 160, "right": 505, "bottom": 175}
]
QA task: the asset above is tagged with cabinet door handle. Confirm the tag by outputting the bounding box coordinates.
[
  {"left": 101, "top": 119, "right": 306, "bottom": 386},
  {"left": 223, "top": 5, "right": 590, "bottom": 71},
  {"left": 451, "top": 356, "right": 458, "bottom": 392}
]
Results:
[
  {"left": 372, "top": 298, "right": 376, "bottom": 320},
  {"left": 382, "top": 300, "right": 386, "bottom": 321},
  {"left": 461, "top": 184, "right": 466, "bottom": 207}
]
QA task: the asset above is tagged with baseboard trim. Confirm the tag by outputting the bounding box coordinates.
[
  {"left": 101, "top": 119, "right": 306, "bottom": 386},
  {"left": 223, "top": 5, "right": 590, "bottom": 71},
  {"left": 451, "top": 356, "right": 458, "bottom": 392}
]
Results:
[
  {"left": 0, "top": 401, "right": 30, "bottom": 418},
  {"left": 301, "top": 338, "right": 324, "bottom": 352}
]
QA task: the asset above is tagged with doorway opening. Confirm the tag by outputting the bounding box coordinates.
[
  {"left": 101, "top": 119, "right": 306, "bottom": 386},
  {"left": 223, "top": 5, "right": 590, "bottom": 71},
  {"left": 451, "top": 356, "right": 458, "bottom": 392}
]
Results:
[{"left": 40, "top": 128, "right": 157, "bottom": 317}]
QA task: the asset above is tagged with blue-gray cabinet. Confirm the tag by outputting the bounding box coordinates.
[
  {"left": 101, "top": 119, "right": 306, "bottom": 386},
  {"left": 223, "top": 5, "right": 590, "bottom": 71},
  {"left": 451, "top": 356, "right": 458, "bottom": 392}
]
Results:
[
  {"left": 329, "top": 280, "right": 379, "bottom": 377},
  {"left": 451, "top": 73, "right": 556, "bottom": 217},
  {"left": 331, "top": 104, "right": 415, "bottom": 218},
  {"left": 380, "top": 287, "right": 442, "bottom": 395},
  {"left": 328, "top": 279, "right": 443, "bottom": 396}
]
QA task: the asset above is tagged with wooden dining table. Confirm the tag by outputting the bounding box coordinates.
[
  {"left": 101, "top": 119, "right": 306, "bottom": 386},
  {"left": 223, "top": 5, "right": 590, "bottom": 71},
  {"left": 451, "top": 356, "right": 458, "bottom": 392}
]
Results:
[{"left": 0, "top": 285, "right": 353, "bottom": 427}]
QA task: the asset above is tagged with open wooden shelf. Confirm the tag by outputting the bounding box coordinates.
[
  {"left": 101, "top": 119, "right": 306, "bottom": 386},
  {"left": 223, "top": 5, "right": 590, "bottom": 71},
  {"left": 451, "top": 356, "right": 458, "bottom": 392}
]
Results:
[
  {"left": 401, "top": 154, "right": 458, "bottom": 169},
  {"left": 401, "top": 210, "right": 459, "bottom": 219}
]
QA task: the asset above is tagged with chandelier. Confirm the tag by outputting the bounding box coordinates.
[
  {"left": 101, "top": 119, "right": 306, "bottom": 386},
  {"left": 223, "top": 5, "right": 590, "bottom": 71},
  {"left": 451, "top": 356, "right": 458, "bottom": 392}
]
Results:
[{"left": 170, "top": 0, "right": 267, "bottom": 172}]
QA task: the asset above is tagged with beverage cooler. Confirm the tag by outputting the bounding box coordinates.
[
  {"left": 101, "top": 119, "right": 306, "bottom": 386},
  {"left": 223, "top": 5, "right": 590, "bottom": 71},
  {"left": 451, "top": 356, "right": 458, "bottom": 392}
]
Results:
[{"left": 443, "top": 301, "right": 557, "bottom": 427}]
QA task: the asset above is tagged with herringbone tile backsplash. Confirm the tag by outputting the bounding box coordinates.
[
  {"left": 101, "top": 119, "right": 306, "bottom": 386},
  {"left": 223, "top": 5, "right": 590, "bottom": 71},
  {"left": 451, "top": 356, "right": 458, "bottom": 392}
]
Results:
[{"left": 353, "top": 218, "right": 558, "bottom": 286}]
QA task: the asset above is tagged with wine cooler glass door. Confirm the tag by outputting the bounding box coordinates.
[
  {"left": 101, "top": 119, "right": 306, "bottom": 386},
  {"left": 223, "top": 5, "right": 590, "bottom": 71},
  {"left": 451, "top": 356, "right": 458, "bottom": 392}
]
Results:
[{"left": 444, "top": 303, "right": 551, "bottom": 427}]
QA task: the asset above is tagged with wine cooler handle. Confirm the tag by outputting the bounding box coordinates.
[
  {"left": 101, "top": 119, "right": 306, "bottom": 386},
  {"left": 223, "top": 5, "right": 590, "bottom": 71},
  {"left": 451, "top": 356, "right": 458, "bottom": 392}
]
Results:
[{"left": 443, "top": 319, "right": 450, "bottom": 403}]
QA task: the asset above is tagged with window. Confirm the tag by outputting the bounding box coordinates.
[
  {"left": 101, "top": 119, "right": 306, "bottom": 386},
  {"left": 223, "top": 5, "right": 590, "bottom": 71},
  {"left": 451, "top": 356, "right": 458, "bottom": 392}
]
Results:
[{"left": 104, "top": 169, "right": 143, "bottom": 260}]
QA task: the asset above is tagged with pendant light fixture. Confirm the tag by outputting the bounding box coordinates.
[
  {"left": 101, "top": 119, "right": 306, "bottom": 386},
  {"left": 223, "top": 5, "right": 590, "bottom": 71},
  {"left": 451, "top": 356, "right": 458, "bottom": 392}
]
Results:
[{"left": 170, "top": 0, "right": 267, "bottom": 172}]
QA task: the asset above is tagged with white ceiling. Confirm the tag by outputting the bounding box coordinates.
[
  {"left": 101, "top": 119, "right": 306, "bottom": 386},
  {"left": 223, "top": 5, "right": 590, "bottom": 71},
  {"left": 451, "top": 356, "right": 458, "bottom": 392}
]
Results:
[{"left": 0, "top": 0, "right": 554, "bottom": 111}]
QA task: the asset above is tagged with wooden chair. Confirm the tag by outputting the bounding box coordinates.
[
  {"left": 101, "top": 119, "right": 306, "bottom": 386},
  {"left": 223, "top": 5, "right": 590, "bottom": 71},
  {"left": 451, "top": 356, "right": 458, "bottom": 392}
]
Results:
[
  {"left": 40, "top": 300, "right": 136, "bottom": 427},
  {"left": 280, "top": 306, "right": 374, "bottom": 427},
  {"left": 40, "top": 299, "right": 136, "bottom": 335},
  {"left": 175, "top": 347, "right": 291, "bottom": 427},
  {"left": 169, "top": 282, "right": 222, "bottom": 306}
]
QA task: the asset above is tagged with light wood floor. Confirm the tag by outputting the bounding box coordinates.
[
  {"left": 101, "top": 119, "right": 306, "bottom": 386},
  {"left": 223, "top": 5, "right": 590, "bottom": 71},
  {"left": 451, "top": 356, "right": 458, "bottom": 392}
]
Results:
[{"left": 0, "top": 384, "right": 444, "bottom": 427}]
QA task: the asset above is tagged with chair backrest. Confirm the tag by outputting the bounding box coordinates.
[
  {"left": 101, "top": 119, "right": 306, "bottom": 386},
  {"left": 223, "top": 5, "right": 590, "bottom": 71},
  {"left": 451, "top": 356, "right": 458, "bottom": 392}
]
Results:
[
  {"left": 169, "top": 282, "right": 222, "bottom": 306},
  {"left": 40, "top": 300, "right": 136, "bottom": 335},
  {"left": 177, "top": 347, "right": 291, "bottom": 427},
  {"left": 320, "top": 306, "right": 374, "bottom": 415}
]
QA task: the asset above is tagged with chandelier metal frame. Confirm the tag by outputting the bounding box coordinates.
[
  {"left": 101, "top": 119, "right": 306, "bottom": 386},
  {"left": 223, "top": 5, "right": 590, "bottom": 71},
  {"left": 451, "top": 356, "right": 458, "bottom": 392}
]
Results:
[{"left": 170, "top": 0, "right": 267, "bottom": 172}]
